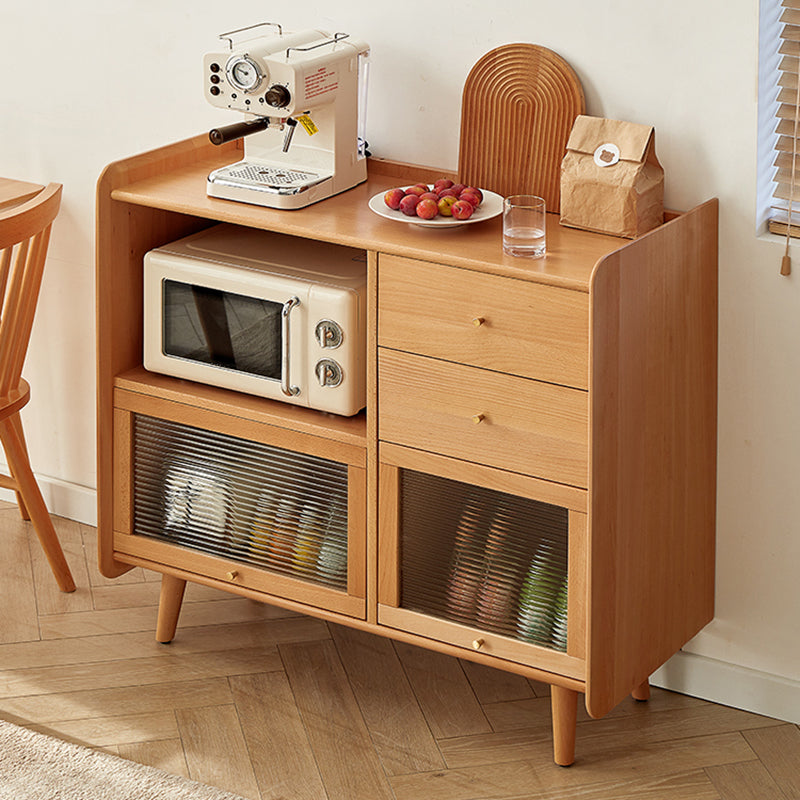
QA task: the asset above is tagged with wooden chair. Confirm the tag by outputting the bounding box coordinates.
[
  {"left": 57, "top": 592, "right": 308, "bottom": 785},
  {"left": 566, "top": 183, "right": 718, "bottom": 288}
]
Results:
[{"left": 0, "top": 183, "right": 75, "bottom": 592}]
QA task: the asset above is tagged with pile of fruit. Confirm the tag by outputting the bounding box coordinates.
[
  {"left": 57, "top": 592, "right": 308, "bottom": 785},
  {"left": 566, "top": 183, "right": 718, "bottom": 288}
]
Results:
[{"left": 383, "top": 178, "right": 484, "bottom": 221}]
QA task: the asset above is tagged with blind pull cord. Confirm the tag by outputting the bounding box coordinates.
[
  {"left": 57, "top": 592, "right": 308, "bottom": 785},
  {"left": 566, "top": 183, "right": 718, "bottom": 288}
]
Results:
[{"left": 781, "top": 62, "right": 800, "bottom": 276}]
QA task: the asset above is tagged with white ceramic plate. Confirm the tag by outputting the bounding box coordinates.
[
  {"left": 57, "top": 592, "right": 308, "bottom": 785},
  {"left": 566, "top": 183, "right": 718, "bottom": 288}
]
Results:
[{"left": 368, "top": 188, "right": 503, "bottom": 228}]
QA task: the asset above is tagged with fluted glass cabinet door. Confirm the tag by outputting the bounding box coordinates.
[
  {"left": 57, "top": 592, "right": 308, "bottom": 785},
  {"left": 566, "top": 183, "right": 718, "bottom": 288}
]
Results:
[
  {"left": 378, "top": 445, "right": 587, "bottom": 679},
  {"left": 133, "top": 415, "right": 350, "bottom": 590},
  {"left": 112, "top": 395, "right": 367, "bottom": 619},
  {"left": 401, "top": 470, "right": 569, "bottom": 649}
]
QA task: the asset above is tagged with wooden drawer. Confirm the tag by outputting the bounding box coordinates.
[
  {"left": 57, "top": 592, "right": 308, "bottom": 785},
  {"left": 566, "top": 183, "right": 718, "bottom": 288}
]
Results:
[
  {"left": 378, "top": 349, "right": 588, "bottom": 487},
  {"left": 378, "top": 254, "right": 589, "bottom": 389}
]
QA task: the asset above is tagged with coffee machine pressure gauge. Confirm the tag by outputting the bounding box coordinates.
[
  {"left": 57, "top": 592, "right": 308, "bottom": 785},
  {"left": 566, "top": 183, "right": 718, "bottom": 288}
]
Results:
[{"left": 226, "top": 55, "right": 264, "bottom": 92}]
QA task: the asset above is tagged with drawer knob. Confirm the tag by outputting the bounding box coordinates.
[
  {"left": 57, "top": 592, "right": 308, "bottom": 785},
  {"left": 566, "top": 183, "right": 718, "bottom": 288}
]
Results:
[
  {"left": 472, "top": 413, "right": 485, "bottom": 425},
  {"left": 226, "top": 570, "right": 239, "bottom": 581},
  {"left": 472, "top": 316, "right": 485, "bottom": 327},
  {"left": 472, "top": 638, "right": 485, "bottom": 651}
]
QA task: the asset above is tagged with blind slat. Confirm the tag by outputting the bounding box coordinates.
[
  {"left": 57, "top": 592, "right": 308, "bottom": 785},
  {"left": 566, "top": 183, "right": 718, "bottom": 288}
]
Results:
[{"left": 781, "top": 9, "right": 800, "bottom": 25}]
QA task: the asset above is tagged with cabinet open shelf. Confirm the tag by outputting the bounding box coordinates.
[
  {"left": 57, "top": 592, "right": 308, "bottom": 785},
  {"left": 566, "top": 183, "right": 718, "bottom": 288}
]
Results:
[{"left": 115, "top": 366, "right": 367, "bottom": 448}]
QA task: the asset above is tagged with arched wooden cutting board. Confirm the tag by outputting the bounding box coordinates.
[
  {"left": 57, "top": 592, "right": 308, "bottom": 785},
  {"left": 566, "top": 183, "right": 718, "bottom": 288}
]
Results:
[{"left": 458, "top": 44, "right": 585, "bottom": 213}]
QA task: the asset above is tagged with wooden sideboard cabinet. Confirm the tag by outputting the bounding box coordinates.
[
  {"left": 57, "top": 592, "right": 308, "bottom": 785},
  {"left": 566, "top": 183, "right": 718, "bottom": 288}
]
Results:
[{"left": 96, "top": 135, "right": 718, "bottom": 766}]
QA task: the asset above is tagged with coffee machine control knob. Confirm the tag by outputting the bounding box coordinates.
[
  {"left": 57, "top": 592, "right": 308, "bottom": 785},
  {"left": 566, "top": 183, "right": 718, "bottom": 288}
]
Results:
[
  {"left": 315, "top": 359, "right": 343, "bottom": 388},
  {"left": 265, "top": 85, "right": 291, "bottom": 108}
]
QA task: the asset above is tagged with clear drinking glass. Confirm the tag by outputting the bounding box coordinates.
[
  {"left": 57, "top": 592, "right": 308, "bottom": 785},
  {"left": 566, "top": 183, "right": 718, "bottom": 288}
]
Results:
[{"left": 503, "top": 195, "right": 546, "bottom": 258}]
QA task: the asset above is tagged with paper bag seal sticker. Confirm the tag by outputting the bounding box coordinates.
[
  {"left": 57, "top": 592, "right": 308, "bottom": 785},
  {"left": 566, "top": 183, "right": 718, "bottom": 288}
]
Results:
[
  {"left": 560, "top": 115, "right": 664, "bottom": 238},
  {"left": 593, "top": 143, "right": 620, "bottom": 167}
]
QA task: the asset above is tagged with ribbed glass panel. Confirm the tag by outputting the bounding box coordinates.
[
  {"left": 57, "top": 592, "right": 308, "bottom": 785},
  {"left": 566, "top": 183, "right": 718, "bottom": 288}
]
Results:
[
  {"left": 132, "top": 415, "right": 349, "bottom": 590},
  {"left": 400, "top": 471, "right": 569, "bottom": 651}
]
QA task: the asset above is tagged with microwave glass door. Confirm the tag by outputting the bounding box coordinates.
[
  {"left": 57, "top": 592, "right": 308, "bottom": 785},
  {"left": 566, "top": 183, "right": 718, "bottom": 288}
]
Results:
[{"left": 162, "top": 280, "right": 282, "bottom": 380}]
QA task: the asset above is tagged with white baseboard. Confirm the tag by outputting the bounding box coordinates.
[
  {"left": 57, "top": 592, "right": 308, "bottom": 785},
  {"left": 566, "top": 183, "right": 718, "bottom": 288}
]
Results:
[
  {"left": 0, "top": 475, "right": 97, "bottom": 527},
  {"left": 652, "top": 650, "right": 800, "bottom": 724}
]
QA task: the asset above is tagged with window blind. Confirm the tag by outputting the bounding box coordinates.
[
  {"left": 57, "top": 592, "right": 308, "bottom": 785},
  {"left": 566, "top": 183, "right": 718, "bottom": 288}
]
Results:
[{"left": 769, "top": 0, "right": 800, "bottom": 257}]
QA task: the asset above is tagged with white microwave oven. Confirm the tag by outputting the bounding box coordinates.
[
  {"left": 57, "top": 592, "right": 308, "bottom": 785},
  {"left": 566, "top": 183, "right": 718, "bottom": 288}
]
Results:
[{"left": 143, "top": 224, "right": 367, "bottom": 416}]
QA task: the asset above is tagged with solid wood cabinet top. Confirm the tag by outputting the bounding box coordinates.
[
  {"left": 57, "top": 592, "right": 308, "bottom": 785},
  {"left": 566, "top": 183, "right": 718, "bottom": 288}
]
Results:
[{"left": 103, "top": 135, "right": 632, "bottom": 293}]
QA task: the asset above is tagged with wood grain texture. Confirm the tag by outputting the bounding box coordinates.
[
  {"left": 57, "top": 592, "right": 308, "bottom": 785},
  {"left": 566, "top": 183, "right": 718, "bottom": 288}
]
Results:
[
  {"left": 176, "top": 704, "right": 260, "bottom": 799},
  {"left": 0, "top": 177, "right": 43, "bottom": 211},
  {"left": 330, "top": 623, "right": 445, "bottom": 775},
  {"left": 230, "top": 672, "right": 327, "bottom": 800},
  {"left": 458, "top": 43, "right": 585, "bottom": 211},
  {"left": 379, "top": 349, "right": 588, "bottom": 487},
  {"left": 392, "top": 640, "right": 492, "bottom": 739},
  {"left": 587, "top": 199, "right": 719, "bottom": 718},
  {"left": 279, "top": 639, "right": 394, "bottom": 800},
  {"left": 117, "top": 738, "right": 191, "bottom": 779},
  {"left": 742, "top": 724, "right": 800, "bottom": 798},
  {"left": 378, "top": 254, "right": 590, "bottom": 389},
  {"left": 105, "top": 136, "right": 625, "bottom": 292},
  {"left": 0, "top": 508, "right": 41, "bottom": 643},
  {"left": 379, "top": 441, "right": 587, "bottom": 513},
  {"left": 459, "top": 658, "right": 536, "bottom": 705},
  {"left": 704, "top": 760, "right": 784, "bottom": 800}
]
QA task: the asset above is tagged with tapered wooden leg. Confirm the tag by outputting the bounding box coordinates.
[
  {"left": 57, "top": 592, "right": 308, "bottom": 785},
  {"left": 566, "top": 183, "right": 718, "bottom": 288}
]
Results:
[
  {"left": 7, "top": 415, "right": 30, "bottom": 520},
  {"left": 156, "top": 574, "right": 187, "bottom": 643},
  {"left": 632, "top": 678, "right": 651, "bottom": 701},
  {"left": 551, "top": 685, "right": 578, "bottom": 766},
  {"left": 0, "top": 417, "right": 75, "bottom": 592}
]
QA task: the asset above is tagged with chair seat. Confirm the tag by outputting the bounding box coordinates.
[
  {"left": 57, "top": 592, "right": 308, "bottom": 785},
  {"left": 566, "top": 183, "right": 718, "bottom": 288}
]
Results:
[{"left": 0, "top": 378, "right": 30, "bottom": 420}]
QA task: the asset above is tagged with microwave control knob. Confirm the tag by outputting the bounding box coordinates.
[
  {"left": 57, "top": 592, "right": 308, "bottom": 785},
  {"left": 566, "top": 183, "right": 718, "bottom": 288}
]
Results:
[
  {"left": 315, "top": 319, "right": 343, "bottom": 349},
  {"left": 316, "top": 359, "right": 343, "bottom": 388}
]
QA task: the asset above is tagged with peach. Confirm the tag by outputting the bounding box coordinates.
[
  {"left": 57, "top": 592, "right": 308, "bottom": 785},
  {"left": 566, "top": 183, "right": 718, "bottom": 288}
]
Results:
[
  {"left": 438, "top": 195, "right": 458, "bottom": 216},
  {"left": 415, "top": 198, "right": 439, "bottom": 220},
  {"left": 384, "top": 188, "right": 405, "bottom": 210},
  {"left": 458, "top": 190, "right": 482, "bottom": 208},
  {"left": 399, "top": 194, "right": 420, "bottom": 216},
  {"left": 462, "top": 186, "right": 483, "bottom": 204},
  {"left": 451, "top": 199, "right": 474, "bottom": 220}
]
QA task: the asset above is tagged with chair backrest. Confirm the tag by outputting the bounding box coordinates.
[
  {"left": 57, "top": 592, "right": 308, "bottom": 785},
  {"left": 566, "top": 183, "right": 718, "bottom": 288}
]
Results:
[
  {"left": 0, "top": 183, "right": 62, "bottom": 398},
  {"left": 457, "top": 44, "right": 585, "bottom": 213}
]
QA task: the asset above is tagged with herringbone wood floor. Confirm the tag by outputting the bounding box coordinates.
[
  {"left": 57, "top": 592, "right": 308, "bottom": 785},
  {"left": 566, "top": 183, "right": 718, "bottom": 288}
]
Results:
[{"left": 1, "top": 501, "right": 799, "bottom": 800}]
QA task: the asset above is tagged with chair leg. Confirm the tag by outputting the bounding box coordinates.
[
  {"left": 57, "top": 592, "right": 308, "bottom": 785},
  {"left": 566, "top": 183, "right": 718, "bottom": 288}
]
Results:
[
  {"left": 551, "top": 685, "right": 579, "bottom": 766},
  {"left": 156, "top": 573, "right": 187, "bottom": 643},
  {"left": 7, "top": 415, "right": 30, "bottom": 520},
  {"left": 632, "top": 678, "right": 651, "bottom": 701},
  {"left": 0, "top": 417, "right": 75, "bottom": 592}
]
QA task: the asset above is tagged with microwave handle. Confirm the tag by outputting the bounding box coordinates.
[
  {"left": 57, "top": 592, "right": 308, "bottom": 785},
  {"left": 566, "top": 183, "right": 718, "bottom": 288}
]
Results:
[{"left": 281, "top": 297, "right": 301, "bottom": 397}]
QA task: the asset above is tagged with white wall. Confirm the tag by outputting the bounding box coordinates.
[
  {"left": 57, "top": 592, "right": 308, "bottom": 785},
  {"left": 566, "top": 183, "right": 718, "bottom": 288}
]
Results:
[{"left": 3, "top": 1, "right": 798, "bottom": 720}]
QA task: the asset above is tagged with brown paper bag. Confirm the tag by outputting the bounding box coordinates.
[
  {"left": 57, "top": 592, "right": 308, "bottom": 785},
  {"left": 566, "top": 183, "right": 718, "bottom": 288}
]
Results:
[{"left": 559, "top": 116, "right": 664, "bottom": 238}]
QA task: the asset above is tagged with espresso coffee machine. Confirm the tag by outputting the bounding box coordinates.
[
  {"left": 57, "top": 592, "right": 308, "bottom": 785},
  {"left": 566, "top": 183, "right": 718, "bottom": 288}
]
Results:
[{"left": 204, "top": 23, "right": 370, "bottom": 209}]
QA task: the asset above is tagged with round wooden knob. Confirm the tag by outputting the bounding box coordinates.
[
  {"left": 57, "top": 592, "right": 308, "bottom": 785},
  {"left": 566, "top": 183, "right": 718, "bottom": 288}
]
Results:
[
  {"left": 226, "top": 570, "right": 239, "bottom": 581},
  {"left": 472, "top": 638, "right": 485, "bottom": 651},
  {"left": 472, "top": 413, "right": 485, "bottom": 425},
  {"left": 472, "top": 316, "right": 485, "bottom": 327}
]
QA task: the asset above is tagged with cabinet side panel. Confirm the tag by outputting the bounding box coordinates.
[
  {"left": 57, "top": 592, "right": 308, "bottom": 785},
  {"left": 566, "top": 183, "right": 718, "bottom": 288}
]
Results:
[
  {"left": 587, "top": 200, "right": 718, "bottom": 719},
  {"left": 96, "top": 142, "right": 232, "bottom": 577}
]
